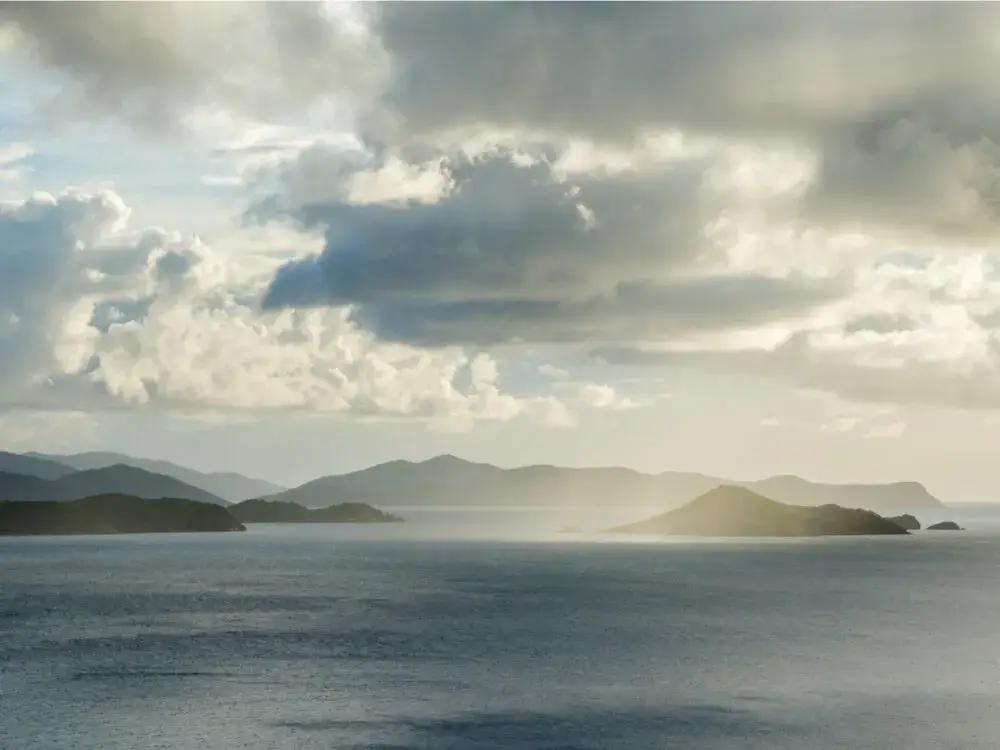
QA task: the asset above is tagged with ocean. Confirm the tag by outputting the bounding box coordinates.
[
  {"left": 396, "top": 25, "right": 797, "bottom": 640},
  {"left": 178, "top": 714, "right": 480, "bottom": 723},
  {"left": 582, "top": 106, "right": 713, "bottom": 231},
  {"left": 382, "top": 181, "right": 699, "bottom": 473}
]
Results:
[{"left": 3, "top": 505, "right": 1000, "bottom": 749}]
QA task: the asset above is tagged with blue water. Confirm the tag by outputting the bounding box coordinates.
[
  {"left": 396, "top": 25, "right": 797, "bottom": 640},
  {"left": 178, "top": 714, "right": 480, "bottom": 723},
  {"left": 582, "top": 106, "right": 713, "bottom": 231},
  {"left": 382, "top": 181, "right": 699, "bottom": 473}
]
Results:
[{"left": 3, "top": 506, "right": 1000, "bottom": 749}]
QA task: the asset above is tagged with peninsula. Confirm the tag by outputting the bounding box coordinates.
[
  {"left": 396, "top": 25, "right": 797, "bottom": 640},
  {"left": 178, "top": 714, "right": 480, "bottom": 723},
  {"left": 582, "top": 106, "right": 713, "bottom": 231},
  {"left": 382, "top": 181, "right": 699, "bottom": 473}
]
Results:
[
  {"left": 612, "top": 486, "right": 910, "bottom": 537},
  {"left": 0, "top": 495, "right": 246, "bottom": 535}
]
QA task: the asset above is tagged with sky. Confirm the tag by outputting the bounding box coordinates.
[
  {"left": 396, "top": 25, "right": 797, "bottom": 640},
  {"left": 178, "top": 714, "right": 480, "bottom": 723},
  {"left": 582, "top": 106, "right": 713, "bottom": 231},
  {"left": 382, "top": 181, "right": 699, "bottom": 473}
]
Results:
[{"left": 2, "top": 3, "right": 1000, "bottom": 501}]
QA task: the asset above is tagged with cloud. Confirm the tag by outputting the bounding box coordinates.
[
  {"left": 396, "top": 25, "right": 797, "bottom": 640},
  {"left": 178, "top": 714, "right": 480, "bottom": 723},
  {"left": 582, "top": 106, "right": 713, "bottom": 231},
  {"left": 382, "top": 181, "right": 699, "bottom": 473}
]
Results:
[
  {"left": 257, "top": 147, "right": 844, "bottom": 347},
  {"left": 0, "top": 2, "right": 385, "bottom": 131},
  {"left": 367, "top": 4, "right": 1000, "bottom": 242},
  {"left": 8, "top": 4, "right": 1000, "bottom": 241},
  {"left": 10, "top": 4, "right": 1000, "bottom": 242},
  {"left": 371, "top": 4, "right": 985, "bottom": 139},
  {"left": 537, "top": 364, "right": 569, "bottom": 379},
  {"left": 9, "top": 3, "right": 1000, "bottom": 418},
  {"left": 0, "top": 185, "right": 595, "bottom": 427},
  {"left": 595, "top": 266, "right": 1000, "bottom": 410},
  {"left": 565, "top": 382, "right": 643, "bottom": 411},
  {"left": 754, "top": 392, "right": 902, "bottom": 436},
  {"left": 247, "top": 135, "right": 1000, "bottom": 412},
  {"left": 0, "top": 142, "right": 32, "bottom": 181}
]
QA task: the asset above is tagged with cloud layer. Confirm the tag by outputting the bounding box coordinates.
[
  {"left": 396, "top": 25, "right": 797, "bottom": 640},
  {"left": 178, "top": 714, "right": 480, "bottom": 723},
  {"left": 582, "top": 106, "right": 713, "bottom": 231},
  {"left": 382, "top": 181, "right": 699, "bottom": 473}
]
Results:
[{"left": 4, "top": 3, "right": 1000, "bottom": 418}]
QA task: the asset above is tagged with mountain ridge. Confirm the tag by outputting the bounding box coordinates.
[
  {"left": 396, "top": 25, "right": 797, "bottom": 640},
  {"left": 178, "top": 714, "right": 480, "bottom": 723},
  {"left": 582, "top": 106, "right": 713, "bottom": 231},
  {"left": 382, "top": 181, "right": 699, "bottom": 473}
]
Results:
[
  {"left": 26, "top": 451, "right": 284, "bottom": 502},
  {"left": 259, "top": 454, "right": 946, "bottom": 510},
  {"left": 1, "top": 450, "right": 947, "bottom": 510},
  {"left": 0, "top": 464, "right": 227, "bottom": 505},
  {"left": 0, "top": 451, "right": 76, "bottom": 481}
]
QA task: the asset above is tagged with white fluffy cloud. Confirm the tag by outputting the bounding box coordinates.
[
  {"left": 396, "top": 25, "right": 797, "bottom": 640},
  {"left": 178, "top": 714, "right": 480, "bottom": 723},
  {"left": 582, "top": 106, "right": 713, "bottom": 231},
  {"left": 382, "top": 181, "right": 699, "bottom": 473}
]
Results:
[{"left": 0, "top": 187, "right": 612, "bottom": 427}]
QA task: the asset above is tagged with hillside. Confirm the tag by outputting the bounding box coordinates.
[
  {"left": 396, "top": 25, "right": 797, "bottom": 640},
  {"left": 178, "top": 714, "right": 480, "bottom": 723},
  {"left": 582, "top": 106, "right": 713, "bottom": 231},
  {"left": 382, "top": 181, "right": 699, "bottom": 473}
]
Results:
[
  {"left": 612, "top": 486, "right": 910, "bottom": 537},
  {"left": 261, "top": 454, "right": 719, "bottom": 508},
  {"left": 0, "top": 451, "right": 75, "bottom": 481},
  {"left": 259, "top": 454, "right": 945, "bottom": 510},
  {"left": 27, "top": 451, "right": 284, "bottom": 502},
  {"left": 0, "top": 464, "right": 227, "bottom": 505},
  {"left": 230, "top": 499, "right": 403, "bottom": 524},
  {"left": 0, "top": 495, "right": 245, "bottom": 535}
]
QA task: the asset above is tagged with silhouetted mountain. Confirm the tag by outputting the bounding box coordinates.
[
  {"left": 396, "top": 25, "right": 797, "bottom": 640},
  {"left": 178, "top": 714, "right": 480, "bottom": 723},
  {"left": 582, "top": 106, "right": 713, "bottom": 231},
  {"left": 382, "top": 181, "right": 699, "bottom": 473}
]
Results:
[
  {"left": 745, "top": 475, "right": 942, "bottom": 511},
  {"left": 26, "top": 451, "right": 284, "bottom": 502},
  {"left": 0, "top": 471, "right": 51, "bottom": 499},
  {"left": 888, "top": 514, "right": 921, "bottom": 531},
  {"left": 0, "top": 451, "right": 75, "bottom": 480},
  {"left": 612, "top": 486, "right": 910, "bottom": 537},
  {"left": 259, "top": 454, "right": 945, "bottom": 510},
  {"left": 230, "top": 498, "right": 403, "bottom": 524},
  {"left": 0, "top": 464, "right": 227, "bottom": 505},
  {"left": 261, "top": 454, "right": 716, "bottom": 508},
  {"left": 0, "top": 494, "right": 245, "bottom": 535}
]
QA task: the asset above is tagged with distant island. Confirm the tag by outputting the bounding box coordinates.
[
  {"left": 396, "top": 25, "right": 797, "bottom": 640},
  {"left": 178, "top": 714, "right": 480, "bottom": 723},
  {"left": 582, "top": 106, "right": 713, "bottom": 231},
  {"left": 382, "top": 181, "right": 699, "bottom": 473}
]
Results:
[
  {"left": 927, "top": 520, "right": 963, "bottom": 531},
  {"left": 612, "top": 486, "right": 910, "bottom": 537},
  {"left": 257, "top": 454, "right": 945, "bottom": 511},
  {"left": 888, "top": 514, "right": 921, "bottom": 531},
  {"left": 0, "top": 495, "right": 246, "bottom": 535},
  {"left": 229, "top": 499, "right": 403, "bottom": 524}
]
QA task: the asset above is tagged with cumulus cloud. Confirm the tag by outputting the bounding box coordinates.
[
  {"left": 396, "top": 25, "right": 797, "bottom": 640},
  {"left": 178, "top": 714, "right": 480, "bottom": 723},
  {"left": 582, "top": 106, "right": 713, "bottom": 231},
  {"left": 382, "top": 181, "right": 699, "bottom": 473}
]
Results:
[
  {"left": 246, "top": 130, "right": 1000, "bottom": 411},
  {"left": 257, "top": 147, "right": 844, "bottom": 347},
  {"left": 0, "top": 186, "right": 595, "bottom": 427}
]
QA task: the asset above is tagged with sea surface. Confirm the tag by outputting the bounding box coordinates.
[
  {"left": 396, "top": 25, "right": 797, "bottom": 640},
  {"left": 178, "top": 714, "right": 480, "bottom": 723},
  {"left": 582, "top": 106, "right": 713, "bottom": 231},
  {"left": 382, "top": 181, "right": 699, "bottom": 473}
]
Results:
[{"left": 3, "top": 505, "right": 1000, "bottom": 749}]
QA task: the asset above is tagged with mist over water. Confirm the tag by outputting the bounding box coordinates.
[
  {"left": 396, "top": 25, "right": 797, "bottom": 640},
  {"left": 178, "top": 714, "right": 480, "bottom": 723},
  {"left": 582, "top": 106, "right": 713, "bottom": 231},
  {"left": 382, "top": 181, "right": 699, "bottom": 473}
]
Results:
[{"left": 3, "top": 507, "right": 1000, "bottom": 749}]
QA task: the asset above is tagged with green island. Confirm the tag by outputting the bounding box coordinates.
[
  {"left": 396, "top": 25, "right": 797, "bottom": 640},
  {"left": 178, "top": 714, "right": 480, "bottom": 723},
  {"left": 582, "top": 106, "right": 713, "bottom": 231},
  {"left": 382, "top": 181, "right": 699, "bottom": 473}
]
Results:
[{"left": 612, "top": 486, "right": 910, "bottom": 537}]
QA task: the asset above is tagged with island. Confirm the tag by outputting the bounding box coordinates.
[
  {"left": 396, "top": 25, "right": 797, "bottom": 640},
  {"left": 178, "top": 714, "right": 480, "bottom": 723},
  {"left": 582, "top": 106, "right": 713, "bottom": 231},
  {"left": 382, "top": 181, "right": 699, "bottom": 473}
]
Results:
[
  {"left": 610, "top": 486, "right": 910, "bottom": 537},
  {"left": 0, "top": 494, "right": 246, "bottom": 535},
  {"left": 229, "top": 498, "right": 403, "bottom": 524},
  {"left": 926, "top": 520, "right": 963, "bottom": 531},
  {"left": 887, "top": 514, "right": 921, "bottom": 531}
]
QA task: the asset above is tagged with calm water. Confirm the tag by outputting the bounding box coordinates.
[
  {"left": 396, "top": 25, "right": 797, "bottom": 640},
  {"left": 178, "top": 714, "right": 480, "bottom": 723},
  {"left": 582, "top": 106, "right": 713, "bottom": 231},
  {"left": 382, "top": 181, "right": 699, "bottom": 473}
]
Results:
[{"left": 3, "top": 506, "right": 1000, "bottom": 749}]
